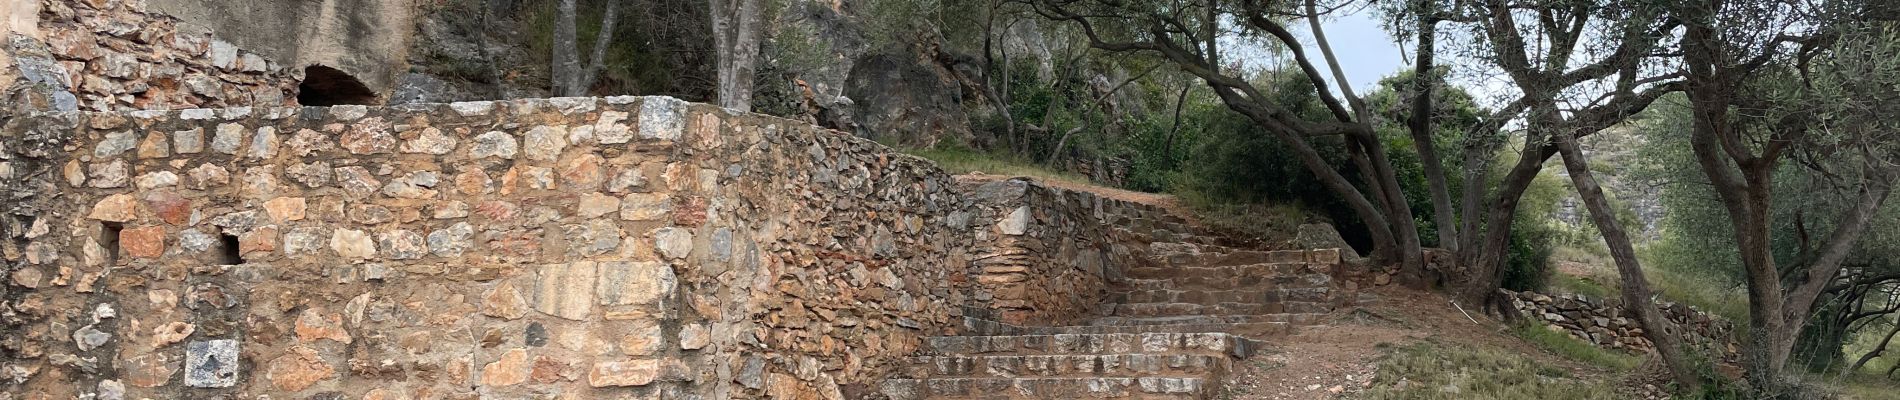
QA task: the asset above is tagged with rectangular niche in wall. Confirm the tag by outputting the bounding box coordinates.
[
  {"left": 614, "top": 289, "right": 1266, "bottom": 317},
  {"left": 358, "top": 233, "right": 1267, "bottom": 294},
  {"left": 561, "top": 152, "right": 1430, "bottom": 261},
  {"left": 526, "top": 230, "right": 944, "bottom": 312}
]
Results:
[{"left": 217, "top": 231, "right": 244, "bottom": 265}]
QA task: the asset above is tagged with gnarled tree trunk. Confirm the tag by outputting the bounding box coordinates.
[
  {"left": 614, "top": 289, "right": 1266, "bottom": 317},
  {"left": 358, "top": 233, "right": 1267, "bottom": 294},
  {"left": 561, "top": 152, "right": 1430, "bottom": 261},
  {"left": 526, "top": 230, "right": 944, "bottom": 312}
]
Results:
[
  {"left": 710, "top": 0, "right": 764, "bottom": 111},
  {"left": 1554, "top": 129, "right": 1704, "bottom": 391},
  {"left": 1406, "top": 9, "right": 1457, "bottom": 254}
]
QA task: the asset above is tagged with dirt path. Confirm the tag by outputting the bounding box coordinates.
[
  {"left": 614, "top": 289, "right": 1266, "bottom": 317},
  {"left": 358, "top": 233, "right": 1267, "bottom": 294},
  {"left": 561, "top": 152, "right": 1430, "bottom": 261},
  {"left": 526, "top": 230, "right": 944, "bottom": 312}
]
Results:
[
  {"left": 1221, "top": 286, "right": 1630, "bottom": 399},
  {"left": 950, "top": 172, "right": 1670, "bottom": 399}
]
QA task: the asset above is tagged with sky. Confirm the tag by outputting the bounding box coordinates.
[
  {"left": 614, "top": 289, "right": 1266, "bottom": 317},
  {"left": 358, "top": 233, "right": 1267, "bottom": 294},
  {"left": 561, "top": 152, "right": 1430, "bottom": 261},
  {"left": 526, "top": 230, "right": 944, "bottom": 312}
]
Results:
[
  {"left": 1315, "top": 11, "right": 1408, "bottom": 93},
  {"left": 1255, "top": 9, "right": 1518, "bottom": 108},
  {"left": 1220, "top": 8, "right": 1411, "bottom": 93}
]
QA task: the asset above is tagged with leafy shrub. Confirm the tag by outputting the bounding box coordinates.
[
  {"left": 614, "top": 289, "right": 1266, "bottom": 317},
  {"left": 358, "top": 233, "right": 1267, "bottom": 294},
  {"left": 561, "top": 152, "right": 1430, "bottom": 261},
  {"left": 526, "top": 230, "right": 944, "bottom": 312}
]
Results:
[
  {"left": 1498, "top": 170, "right": 1565, "bottom": 292},
  {"left": 1502, "top": 215, "right": 1557, "bottom": 291}
]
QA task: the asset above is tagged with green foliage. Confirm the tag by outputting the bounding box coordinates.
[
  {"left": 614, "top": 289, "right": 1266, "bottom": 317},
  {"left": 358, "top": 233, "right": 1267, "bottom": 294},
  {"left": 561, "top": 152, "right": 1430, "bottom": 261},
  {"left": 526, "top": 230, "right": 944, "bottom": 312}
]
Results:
[
  {"left": 1365, "top": 70, "right": 1483, "bottom": 246},
  {"left": 762, "top": 0, "right": 837, "bottom": 74},
  {"left": 1795, "top": 302, "right": 1852, "bottom": 372},
  {"left": 1509, "top": 323, "right": 1642, "bottom": 371},
  {"left": 1119, "top": 107, "right": 1195, "bottom": 193},
  {"left": 857, "top": 0, "right": 943, "bottom": 48},
  {"left": 1502, "top": 217, "right": 1558, "bottom": 291},
  {"left": 1548, "top": 274, "right": 1616, "bottom": 300},
  {"left": 752, "top": 0, "right": 839, "bottom": 117},
  {"left": 1173, "top": 76, "right": 1336, "bottom": 204},
  {"left": 1500, "top": 171, "right": 1566, "bottom": 291},
  {"left": 1362, "top": 341, "right": 1620, "bottom": 400},
  {"left": 1152, "top": 70, "right": 1375, "bottom": 243}
]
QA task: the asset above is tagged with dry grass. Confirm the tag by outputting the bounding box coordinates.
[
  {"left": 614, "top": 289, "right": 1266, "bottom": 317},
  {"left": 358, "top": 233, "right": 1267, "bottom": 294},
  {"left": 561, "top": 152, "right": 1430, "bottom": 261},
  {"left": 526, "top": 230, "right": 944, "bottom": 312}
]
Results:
[
  {"left": 1361, "top": 340, "right": 1622, "bottom": 400},
  {"left": 1509, "top": 323, "right": 1643, "bottom": 371},
  {"left": 1547, "top": 244, "right": 1750, "bottom": 326},
  {"left": 1822, "top": 372, "right": 1900, "bottom": 399},
  {"left": 1181, "top": 201, "right": 1310, "bottom": 245}
]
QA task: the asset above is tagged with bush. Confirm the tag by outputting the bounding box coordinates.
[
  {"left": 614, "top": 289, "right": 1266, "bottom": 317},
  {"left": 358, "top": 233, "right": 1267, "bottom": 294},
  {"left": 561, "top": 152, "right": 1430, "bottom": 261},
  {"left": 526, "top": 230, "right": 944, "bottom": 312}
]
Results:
[
  {"left": 1502, "top": 216, "right": 1557, "bottom": 292},
  {"left": 1500, "top": 171, "right": 1565, "bottom": 292},
  {"left": 1172, "top": 115, "right": 1371, "bottom": 245}
]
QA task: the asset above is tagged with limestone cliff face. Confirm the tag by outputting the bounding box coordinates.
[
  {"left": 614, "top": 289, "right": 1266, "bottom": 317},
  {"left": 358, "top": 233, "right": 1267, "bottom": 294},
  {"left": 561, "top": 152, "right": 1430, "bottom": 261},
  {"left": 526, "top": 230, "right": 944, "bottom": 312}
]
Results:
[
  {"left": 761, "top": 1, "right": 1060, "bottom": 148},
  {"left": 144, "top": 0, "right": 414, "bottom": 94}
]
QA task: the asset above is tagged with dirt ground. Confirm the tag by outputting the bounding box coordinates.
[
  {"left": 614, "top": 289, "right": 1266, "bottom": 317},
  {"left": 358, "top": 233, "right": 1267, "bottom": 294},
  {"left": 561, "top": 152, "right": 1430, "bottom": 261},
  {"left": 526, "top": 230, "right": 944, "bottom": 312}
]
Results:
[
  {"left": 1218, "top": 285, "right": 1671, "bottom": 400},
  {"left": 953, "top": 173, "right": 1676, "bottom": 399}
]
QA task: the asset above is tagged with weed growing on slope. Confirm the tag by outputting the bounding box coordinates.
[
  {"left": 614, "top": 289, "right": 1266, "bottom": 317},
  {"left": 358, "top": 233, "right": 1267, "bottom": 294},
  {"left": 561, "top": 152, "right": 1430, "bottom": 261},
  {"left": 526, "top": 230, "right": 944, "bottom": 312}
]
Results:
[
  {"left": 1510, "top": 323, "right": 1642, "bottom": 371},
  {"left": 1362, "top": 341, "right": 1619, "bottom": 400}
]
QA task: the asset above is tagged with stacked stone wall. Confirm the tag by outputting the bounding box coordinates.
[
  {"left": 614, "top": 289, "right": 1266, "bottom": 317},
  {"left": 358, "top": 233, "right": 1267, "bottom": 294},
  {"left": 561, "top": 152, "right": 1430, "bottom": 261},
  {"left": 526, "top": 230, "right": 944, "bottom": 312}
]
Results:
[
  {"left": 1505, "top": 290, "right": 1738, "bottom": 360},
  {"left": 0, "top": 97, "right": 980, "bottom": 399},
  {"left": 6, "top": 0, "right": 299, "bottom": 113},
  {"left": 961, "top": 179, "right": 1130, "bottom": 326}
]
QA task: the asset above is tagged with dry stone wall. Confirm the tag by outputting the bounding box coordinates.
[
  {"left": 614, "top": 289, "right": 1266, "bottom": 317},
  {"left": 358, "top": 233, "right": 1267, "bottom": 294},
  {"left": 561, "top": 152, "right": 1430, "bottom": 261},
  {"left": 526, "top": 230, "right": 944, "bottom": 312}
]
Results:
[
  {"left": 1505, "top": 290, "right": 1738, "bottom": 359},
  {"left": 0, "top": 97, "right": 1001, "bottom": 399},
  {"left": 958, "top": 178, "right": 1241, "bottom": 326},
  {"left": 5, "top": 0, "right": 299, "bottom": 113},
  {"left": 963, "top": 179, "right": 1122, "bottom": 326}
]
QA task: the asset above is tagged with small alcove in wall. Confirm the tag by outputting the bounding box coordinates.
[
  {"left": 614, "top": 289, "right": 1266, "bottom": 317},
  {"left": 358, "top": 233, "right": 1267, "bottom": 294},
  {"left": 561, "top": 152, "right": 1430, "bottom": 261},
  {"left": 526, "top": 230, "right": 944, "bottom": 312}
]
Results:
[
  {"left": 296, "top": 65, "right": 379, "bottom": 106},
  {"left": 98, "top": 222, "right": 122, "bottom": 266},
  {"left": 216, "top": 231, "right": 244, "bottom": 265}
]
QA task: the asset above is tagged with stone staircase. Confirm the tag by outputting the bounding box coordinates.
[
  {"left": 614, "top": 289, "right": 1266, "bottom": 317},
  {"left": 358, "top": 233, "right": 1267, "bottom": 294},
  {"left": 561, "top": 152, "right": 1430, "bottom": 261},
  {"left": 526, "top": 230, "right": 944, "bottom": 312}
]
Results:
[{"left": 882, "top": 199, "right": 1343, "bottom": 399}]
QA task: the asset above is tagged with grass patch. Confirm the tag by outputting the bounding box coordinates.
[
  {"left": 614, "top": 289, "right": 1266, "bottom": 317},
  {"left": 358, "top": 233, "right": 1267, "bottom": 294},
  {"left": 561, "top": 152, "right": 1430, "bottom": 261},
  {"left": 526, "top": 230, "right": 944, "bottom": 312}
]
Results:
[
  {"left": 1548, "top": 274, "right": 1616, "bottom": 301},
  {"left": 1510, "top": 323, "right": 1642, "bottom": 371},
  {"left": 1548, "top": 243, "right": 1749, "bottom": 335},
  {"left": 1822, "top": 372, "right": 1900, "bottom": 400},
  {"left": 1363, "top": 341, "right": 1620, "bottom": 400},
  {"left": 1645, "top": 267, "right": 1749, "bottom": 325},
  {"left": 1552, "top": 244, "right": 1610, "bottom": 266},
  {"left": 1178, "top": 201, "right": 1310, "bottom": 244},
  {"left": 905, "top": 146, "right": 1090, "bottom": 183}
]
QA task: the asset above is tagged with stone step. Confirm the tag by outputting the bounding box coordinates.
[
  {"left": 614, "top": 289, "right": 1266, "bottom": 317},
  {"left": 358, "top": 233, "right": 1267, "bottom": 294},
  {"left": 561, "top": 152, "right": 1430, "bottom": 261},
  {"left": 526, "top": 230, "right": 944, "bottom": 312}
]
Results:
[
  {"left": 959, "top": 315, "right": 1296, "bottom": 336},
  {"left": 901, "top": 354, "right": 1228, "bottom": 379},
  {"left": 1124, "top": 263, "right": 1331, "bottom": 280},
  {"left": 1087, "top": 314, "right": 1328, "bottom": 327},
  {"left": 1120, "top": 273, "right": 1331, "bottom": 291},
  {"left": 1143, "top": 242, "right": 1243, "bottom": 258},
  {"left": 1146, "top": 248, "right": 1343, "bottom": 268},
  {"left": 1017, "top": 322, "right": 1292, "bottom": 336},
  {"left": 923, "top": 333, "right": 1256, "bottom": 358},
  {"left": 1117, "top": 271, "right": 1330, "bottom": 288},
  {"left": 1111, "top": 228, "right": 1218, "bottom": 248},
  {"left": 961, "top": 316, "right": 1028, "bottom": 336},
  {"left": 882, "top": 377, "right": 1209, "bottom": 399},
  {"left": 1113, "top": 287, "right": 1332, "bottom": 304},
  {"left": 1110, "top": 302, "right": 1332, "bottom": 317}
]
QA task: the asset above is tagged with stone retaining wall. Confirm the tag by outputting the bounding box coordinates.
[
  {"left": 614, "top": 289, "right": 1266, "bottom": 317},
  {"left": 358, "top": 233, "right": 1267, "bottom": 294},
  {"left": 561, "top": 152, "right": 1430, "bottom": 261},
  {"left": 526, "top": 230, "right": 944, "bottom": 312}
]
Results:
[
  {"left": 1505, "top": 290, "right": 1737, "bottom": 359},
  {"left": 0, "top": 97, "right": 985, "bottom": 399},
  {"left": 5, "top": 0, "right": 300, "bottom": 113},
  {"left": 962, "top": 179, "right": 1129, "bottom": 326}
]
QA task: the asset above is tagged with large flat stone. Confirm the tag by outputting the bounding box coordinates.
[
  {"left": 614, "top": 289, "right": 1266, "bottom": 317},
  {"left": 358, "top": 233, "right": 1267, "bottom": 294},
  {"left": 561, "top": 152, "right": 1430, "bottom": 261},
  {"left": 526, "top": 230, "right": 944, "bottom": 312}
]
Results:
[{"left": 535, "top": 262, "right": 597, "bottom": 320}]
